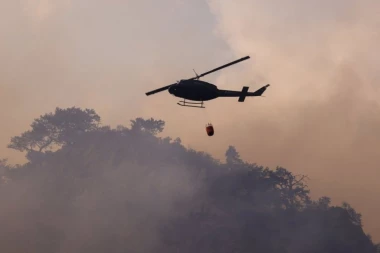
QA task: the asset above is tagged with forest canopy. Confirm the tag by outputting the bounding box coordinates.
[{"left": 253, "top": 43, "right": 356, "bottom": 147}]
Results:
[{"left": 1, "top": 107, "right": 379, "bottom": 253}]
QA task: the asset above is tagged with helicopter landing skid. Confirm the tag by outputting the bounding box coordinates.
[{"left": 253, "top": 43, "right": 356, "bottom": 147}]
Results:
[{"left": 177, "top": 99, "right": 205, "bottom": 108}]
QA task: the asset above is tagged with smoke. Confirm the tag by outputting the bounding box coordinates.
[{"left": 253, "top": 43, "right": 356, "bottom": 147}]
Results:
[
  {"left": 0, "top": 0, "right": 230, "bottom": 164},
  {"left": 0, "top": 150, "right": 201, "bottom": 252},
  {"left": 1, "top": 0, "right": 380, "bottom": 243},
  {"left": 206, "top": 0, "right": 380, "bottom": 239},
  {"left": 59, "top": 163, "right": 197, "bottom": 252}
]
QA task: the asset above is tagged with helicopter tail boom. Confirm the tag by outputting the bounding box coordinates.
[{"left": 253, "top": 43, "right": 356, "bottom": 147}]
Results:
[
  {"left": 217, "top": 84, "right": 270, "bottom": 101},
  {"left": 247, "top": 84, "right": 270, "bottom": 98}
]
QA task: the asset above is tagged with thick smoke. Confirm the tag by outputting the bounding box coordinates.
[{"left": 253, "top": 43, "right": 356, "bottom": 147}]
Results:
[
  {"left": 206, "top": 0, "right": 380, "bottom": 239},
  {"left": 1, "top": 0, "right": 379, "bottom": 243},
  {"left": 0, "top": 147, "right": 201, "bottom": 252},
  {"left": 0, "top": 109, "right": 378, "bottom": 252}
]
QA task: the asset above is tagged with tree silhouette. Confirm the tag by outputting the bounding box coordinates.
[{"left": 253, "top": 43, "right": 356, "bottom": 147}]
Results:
[
  {"left": 7, "top": 107, "right": 100, "bottom": 155},
  {"left": 263, "top": 166, "right": 310, "bottom": 210},
  {"left": 225, "top": 145, "right": 243, "bottom": 165},
  {"left": 130, "top": 117, "right": 165, "bottom": 135},
  {"left": 342, "top": 201, "right": 363, "bottom": 227},
  {"left": 0, "top": 107, "right": 378, "bottom": 253},
  {"left": 308, "top": 196, "right": 332, "bottom": 210}
]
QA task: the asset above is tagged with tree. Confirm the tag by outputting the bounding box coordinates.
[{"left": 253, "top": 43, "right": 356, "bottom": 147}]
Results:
[
  {"left": 264, "top": 167, "right": 310, "bottom": 210},
  {"left": 0, "top": 158, "right": 12, "bottom": 184},
  {"left": 225, "top": 145, "right": 243, "bottom": 165},
  {"left": 316, "top": 196, "right": 331, "bottom": 209},
  {"left": 173, "top": 137, "right": 182, "bottom": 144},
  {"left": 307, "top": 196, "right": 332, "bottom": 210},
  {"left": 0, "top": 158, "right": 8, "bottom": 168},
  {"left": 375, "top": 243, "right": 380, "bottom": 253},
  {"left": 0, "top": 159, "right": 8, "bottom": 178},
  {"left": 7, "top": 107, "right": 100, "bottom": 154},
  {"left": 342, "top": 202, "right": 362, "bottom": 227},
  {"left": 130, "top": 117, "right": 165, "bottom": 135}
]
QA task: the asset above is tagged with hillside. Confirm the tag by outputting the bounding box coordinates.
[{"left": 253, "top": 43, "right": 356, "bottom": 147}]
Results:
[{"left": 0, "top": 107, "right": 378, "bottom": 253}]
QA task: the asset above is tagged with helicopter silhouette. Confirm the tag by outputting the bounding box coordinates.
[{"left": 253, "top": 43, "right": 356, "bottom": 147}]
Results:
[{"left": 145, "top": 56, "right": 270, "bottom": 108}]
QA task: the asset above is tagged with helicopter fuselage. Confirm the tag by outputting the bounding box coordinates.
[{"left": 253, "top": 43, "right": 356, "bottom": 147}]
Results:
[
  {"left": 145, "top": 55, "right": 270, "bottom": 108},
  {"left": 168, "top": 79, "right": 218, "bottom": 101}
]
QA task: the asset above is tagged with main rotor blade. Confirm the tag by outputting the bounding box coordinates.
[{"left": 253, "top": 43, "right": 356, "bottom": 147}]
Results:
[
  {"left": 188, "top": 56, "right": 250, "bottom": 80},
  {"left": 145, "top": 84, "right": 174, "bottom": 96}
]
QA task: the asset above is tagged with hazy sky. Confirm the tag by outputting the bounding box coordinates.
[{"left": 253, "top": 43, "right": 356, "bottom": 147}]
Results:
[{"left": 1, "top": 0, "right": 379, "bottom": 241}]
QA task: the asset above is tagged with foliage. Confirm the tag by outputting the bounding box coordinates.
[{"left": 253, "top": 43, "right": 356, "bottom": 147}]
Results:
[
  {"left": 130, "top": 117, "right": 165, "bottom": 135},
  {"left": 225, "top": 145, "right": 243, "bottom": 164},
  {"left": 263, "top": 167, "right": 311, "bottom": 210},
  {"left": 342, "top": 201, "right": 363, "bottom": 227},
  {"left": 7, "top": 107, "right": 100, "bottom": 154},
  {"left": 0, "top": 107, "right": 378, "bottom": 253}
]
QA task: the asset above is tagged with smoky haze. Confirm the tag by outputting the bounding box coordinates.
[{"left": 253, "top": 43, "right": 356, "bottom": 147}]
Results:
[
  {"left": 206, "top": 0, "right": 380, "bottom": 239},
  {"left": 0, "top": 110, "right": 377, "bottom": 252},
  {"left": 0, "top": 126, "right": 202, "bottom": 252},
  {"left": 1, "top": 0, "right": 379, "bottom": 243}
]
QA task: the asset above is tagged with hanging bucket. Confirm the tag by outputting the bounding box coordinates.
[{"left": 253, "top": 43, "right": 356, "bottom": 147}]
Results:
[{"left": 205, "top": 123, "right": 214, "bottom": 136}]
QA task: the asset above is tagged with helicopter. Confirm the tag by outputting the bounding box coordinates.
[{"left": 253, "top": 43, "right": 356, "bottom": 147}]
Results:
[{"left": 145, "top": 56, "right": 270, "bottom": 108}]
